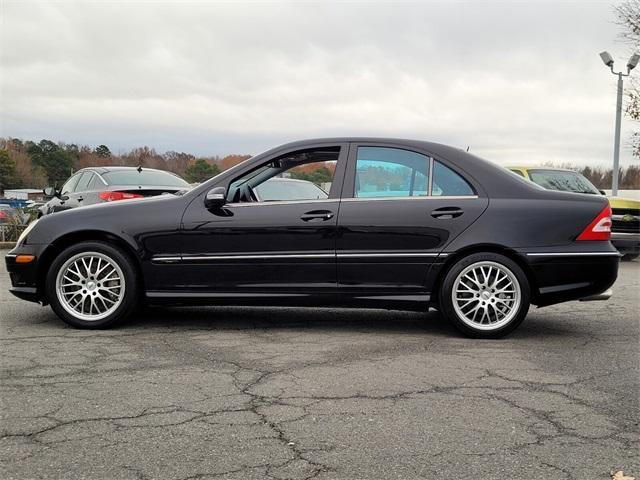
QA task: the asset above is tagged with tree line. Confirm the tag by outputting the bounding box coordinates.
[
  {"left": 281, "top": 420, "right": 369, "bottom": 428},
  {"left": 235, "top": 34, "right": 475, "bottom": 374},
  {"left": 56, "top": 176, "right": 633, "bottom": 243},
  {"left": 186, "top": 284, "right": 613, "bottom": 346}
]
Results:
[
  {"left": 1, "top": 137, "right": 639, "bottom": 193},
  {"left": 0, "top": 137, "right": 251, "bottom": 191}
]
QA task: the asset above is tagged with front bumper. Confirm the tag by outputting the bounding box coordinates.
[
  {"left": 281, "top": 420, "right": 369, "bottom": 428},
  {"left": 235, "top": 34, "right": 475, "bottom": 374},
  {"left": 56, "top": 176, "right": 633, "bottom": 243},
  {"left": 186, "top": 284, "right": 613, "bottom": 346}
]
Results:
[
  {"left": 5, "top": 245, "right": 46, "bottom": 304},
  {"left": 611, "top": 232, "right": 640, "bottom": 256}
]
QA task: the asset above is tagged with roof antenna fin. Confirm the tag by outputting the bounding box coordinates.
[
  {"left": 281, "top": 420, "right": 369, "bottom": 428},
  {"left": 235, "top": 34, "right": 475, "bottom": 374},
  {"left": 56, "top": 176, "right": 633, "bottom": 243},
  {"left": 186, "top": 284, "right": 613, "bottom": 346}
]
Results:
[{"left": 137, "top": 165, "right": 143, "bottom": 173}]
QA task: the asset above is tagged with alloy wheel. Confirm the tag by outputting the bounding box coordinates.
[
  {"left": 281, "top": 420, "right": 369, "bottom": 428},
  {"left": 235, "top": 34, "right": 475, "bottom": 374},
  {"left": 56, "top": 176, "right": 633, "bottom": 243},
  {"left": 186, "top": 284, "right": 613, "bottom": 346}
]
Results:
[
  {"left": 451, "top": 260, "right": 521, "bottom": 331},
  {"left": 55, "top": 251, "right": 126, "bottom": 321}
]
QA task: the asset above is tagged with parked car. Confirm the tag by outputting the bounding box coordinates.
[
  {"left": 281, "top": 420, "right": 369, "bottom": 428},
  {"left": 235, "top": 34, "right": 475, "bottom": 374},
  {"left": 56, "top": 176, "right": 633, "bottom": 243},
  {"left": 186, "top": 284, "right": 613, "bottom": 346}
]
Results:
[
  {"left": 508, "top": 166, "right": 639, "bottom": 261},
  {"left": 0, "top": 204, "right": 19, "bottom": 224},
  {"left": 39, "top": 166, "right": 191, "bottom": 216},
  {"left": 6, "top": 138, "right": 618, "bottom": 337},
  {"left": 253, "top": 177, "right": 328, "bottom": 201}
]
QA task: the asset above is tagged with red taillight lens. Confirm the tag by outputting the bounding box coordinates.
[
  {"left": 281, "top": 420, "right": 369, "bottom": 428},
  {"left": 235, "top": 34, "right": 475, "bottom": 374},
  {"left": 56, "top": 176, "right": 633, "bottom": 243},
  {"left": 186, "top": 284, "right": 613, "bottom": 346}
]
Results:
[
  {"left": 576, "top": 204, "right": 612, "bottom": 241},
  {"left": 99, "top": 191, "right": 144, "bottom": 202}
]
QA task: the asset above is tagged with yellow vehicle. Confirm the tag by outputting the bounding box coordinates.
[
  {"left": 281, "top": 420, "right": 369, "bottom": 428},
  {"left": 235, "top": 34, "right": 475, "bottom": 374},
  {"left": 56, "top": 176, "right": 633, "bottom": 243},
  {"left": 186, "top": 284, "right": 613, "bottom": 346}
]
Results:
[{"left": 508, "top": 166, "right": 639, "bottom": 261}]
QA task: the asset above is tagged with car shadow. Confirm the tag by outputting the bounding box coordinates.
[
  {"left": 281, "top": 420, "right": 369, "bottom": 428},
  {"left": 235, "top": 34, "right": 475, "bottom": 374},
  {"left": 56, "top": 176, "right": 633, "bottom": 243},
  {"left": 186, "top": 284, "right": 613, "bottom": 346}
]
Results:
[{"left": 123, "top": 305, "right": 460, "bottom": 337}]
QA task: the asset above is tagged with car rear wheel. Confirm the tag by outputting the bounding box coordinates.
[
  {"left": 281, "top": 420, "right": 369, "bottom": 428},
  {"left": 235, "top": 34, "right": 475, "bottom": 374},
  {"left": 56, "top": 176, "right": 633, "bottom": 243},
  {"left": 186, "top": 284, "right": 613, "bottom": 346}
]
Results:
[
  {"left": 439, "top": 252, "right": 530, "bottom": 338},
  {"left": 45, "top": 241, "right": 139, "bottom": 328}
]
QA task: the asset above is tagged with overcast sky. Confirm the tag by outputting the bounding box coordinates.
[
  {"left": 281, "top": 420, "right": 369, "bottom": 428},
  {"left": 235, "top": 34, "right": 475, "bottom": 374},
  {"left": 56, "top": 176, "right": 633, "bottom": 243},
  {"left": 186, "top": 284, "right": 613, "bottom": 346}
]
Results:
[{"left": 0, "top": 0, "right": 637, "bottom": 166}]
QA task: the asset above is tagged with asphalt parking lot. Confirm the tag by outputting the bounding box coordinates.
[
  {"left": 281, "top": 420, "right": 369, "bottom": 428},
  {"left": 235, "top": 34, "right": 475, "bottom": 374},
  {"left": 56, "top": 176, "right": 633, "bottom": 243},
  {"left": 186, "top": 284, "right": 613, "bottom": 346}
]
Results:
[{"left": 1, "top": 252, "right": 638, "bottom": 480}]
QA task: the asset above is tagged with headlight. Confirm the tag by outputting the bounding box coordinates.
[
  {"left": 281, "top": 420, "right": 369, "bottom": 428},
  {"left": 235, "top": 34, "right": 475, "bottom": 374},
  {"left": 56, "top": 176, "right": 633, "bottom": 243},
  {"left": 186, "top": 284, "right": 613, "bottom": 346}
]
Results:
[{"left": 16, "top": 219, "right": 39, "bottom": 246}]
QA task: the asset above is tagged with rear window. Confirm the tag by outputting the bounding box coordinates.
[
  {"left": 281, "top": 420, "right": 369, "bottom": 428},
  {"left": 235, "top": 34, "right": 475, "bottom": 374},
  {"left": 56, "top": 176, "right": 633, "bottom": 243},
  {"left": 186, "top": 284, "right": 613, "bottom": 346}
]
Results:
[
  {"left": 528, "top": 169, "right": 600, "bottom": 195},
  {"left": 102, "top": 170, "right": 189, "bottom": 187}
]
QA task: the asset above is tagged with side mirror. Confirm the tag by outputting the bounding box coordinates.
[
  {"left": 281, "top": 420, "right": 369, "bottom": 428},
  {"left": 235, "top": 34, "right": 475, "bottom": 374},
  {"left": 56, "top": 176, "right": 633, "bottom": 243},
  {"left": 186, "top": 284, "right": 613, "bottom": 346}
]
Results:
[
  {"left": 204, "top": 186, "right": 227, "bottom": 210},
  {"left": 599, "top": 189, "right": 607, "bottom": 196},
  {"left": 43, "top": 186, "right": 59, "bottom": 198}
]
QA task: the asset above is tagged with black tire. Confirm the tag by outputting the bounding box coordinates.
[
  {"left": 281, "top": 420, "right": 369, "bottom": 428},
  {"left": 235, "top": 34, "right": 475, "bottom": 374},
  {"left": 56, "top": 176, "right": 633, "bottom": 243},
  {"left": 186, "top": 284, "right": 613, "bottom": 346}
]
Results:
[
  {"left": 438, "top": 252, "right": 531, "bottom": 338},
  {"left": 45, "top": 241, "right": 139, "bottom": 329},
  {"left": 622, "top": 253, "right": 638, "bottom": 261}
]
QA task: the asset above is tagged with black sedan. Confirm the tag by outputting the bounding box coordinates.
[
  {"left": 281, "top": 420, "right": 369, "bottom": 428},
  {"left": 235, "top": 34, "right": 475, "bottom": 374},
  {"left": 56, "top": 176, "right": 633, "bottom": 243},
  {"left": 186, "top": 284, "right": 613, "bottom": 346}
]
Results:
[
  {"left": 5, "top": 138, "right": 619, "bottom": 338},
  {"left": 39, "top": 166, "right": 190, "bottom": 216}
]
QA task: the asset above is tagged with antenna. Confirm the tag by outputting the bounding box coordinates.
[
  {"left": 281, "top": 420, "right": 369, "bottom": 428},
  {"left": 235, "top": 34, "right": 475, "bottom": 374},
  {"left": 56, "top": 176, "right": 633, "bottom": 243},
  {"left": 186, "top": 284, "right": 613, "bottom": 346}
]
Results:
[
  {"left": 137, "top": 165, "right": 142, "bottom": 173},
  {"left": 466, "top": 146, "right": 470, "bottom": 152}
]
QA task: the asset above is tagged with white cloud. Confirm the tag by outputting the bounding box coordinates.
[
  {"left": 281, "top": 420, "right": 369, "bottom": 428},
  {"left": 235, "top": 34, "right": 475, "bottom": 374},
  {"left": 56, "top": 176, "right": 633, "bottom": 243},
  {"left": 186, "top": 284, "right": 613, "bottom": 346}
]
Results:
[{"left": 0, "top": 0, "right": 636, "bottom": 166}]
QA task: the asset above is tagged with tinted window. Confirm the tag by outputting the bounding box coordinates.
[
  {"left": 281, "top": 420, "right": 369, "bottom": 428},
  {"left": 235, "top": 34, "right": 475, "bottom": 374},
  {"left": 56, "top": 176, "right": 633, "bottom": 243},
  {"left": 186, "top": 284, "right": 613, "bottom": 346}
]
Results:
[
  {"left": 102, "top": 170, "right": 189, "bottom": 187},
  {"left": 528, "top": 169, "right": 600, "bottom": 194},
  {"left": 75, "top": 172, "right": 95, "bottom": 192},
  {"left": 61, "top": 173, "right": 81, "bottom": 194},
  {"left": 355, "top": 147, "right": 429, "bottom": 198},
  {"left": 432, "top": 161, "right": 474, "bottom": 196}
]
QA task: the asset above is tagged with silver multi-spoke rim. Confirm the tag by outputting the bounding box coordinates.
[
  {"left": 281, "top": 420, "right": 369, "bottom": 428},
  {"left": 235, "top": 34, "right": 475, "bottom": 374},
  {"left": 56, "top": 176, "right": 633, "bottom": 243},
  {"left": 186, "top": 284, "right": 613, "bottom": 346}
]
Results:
[
  {"left": 452, "top": 261, "right": 521, "bottom": 331},
  {"left": 56, "top": 252, "right": 125, "bottom": 321}
]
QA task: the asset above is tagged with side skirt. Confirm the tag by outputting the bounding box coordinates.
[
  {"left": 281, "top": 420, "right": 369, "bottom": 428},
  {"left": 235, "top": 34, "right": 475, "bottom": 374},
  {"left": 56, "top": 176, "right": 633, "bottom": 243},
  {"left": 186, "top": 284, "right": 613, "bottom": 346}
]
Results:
[{"left": 145, "top": 291, "right": 430, "bottom": 311}]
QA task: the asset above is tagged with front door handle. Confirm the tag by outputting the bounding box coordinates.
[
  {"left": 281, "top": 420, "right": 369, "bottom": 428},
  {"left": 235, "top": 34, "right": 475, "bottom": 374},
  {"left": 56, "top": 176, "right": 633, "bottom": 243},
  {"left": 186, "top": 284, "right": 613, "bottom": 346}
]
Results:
[
  {"left": 77, "top": 196, "right": 84, "bottom": 202},
  {"left": 301, "top": 210, "right": 334, "bottom": 222},
  {"left": 431, "top": 207, "right": 463, "bottom": 219}
]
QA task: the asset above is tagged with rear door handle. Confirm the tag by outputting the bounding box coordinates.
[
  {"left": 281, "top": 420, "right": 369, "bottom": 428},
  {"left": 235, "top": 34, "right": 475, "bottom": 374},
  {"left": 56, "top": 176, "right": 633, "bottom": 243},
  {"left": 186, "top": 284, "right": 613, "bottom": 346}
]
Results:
[
  {"left": 431, "top": 207, "right": 463, "bottom": 219},
  {"left": 301, "top": 210, "right": 334, "bottom": 222}
]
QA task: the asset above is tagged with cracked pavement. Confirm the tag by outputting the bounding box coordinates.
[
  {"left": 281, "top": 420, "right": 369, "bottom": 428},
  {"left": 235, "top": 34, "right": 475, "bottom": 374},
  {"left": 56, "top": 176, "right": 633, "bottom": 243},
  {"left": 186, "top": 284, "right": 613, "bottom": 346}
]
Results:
[{"left": 1, "top": 251, "right": 638, "bottom": 480}]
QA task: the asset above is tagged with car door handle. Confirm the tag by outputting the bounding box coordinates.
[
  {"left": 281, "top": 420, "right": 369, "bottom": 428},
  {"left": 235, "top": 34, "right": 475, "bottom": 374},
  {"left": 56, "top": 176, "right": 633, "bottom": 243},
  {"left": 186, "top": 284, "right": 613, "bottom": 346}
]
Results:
[
  {"left": 431, "top": 207, "right": 463, "bottom": 219},
  {"left": 300, "top": 210, "right": 334, "bottom": 222},
  {"left": 77, "top": 196, "right": 84, "bottom": 202}
]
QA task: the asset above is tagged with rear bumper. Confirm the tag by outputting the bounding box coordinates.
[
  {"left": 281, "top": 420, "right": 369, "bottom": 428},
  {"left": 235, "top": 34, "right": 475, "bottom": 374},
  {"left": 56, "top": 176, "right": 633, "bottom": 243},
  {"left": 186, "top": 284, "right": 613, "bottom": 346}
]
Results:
[
  {"left": 611, "top": 232, "right": 640, "bottom": 256},
  {"left": 519, "top": 248, "right": 620, "bottom": 307}
]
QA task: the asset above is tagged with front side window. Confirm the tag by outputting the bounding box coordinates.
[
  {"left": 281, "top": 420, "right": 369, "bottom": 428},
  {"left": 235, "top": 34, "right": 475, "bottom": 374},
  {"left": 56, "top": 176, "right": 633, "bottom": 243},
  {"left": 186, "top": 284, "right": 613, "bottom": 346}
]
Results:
[
  {"left": 228, "top": 147, "right": 339, "bottom": 203},
  {"left": 355, "top": 147, "right": 429, "bottom": 198},
  {"left": 432, "top": 161, "right": 475, "bottom": 196}
]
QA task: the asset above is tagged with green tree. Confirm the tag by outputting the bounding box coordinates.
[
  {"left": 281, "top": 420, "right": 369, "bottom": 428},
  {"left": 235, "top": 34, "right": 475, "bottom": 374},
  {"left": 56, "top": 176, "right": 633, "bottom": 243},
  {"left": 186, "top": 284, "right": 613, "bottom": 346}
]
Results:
[
  {"left": 0, "top": 149, "right": 20, "bottom": 191},
  {"left": 184, "top": 159, "right": 220, "bottom": 183},
  {"left": 27, "top": 140, "right": 74, "bottom": 186},
  {"left": 95, "top": 144, "right": 112, "bottom": 157}
]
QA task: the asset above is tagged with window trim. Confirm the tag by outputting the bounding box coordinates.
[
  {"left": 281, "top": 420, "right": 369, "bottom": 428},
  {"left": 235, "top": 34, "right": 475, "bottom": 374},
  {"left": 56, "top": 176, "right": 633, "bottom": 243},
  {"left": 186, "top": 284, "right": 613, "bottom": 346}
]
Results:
[{"left": 222, "top": 143, "right": 349, "bottom": 206}]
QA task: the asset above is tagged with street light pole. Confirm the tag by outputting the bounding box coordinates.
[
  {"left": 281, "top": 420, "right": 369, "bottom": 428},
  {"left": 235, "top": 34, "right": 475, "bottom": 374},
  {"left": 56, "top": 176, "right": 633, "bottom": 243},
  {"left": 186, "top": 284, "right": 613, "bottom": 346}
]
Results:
[
  {"left": 612, "top": 71, "right": 624, "bottom": 196},
  {"left": 599, "top": 51, "right": 640, "bottom": 197}
]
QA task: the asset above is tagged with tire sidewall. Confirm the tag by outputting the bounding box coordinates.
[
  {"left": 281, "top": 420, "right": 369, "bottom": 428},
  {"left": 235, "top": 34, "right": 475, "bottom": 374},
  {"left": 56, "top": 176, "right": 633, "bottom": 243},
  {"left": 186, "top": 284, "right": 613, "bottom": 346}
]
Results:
[
  {"left": 439, "top": 252, "right": 530, "bottom": 338},
  {"left": 45, "top": 241, "right": 138, "bottom": 328}
]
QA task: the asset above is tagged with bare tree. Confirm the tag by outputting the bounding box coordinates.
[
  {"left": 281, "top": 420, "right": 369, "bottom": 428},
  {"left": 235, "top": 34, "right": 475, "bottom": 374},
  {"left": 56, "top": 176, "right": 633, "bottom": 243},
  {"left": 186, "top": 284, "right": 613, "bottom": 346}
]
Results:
[{"left": 615, "top": 0, "right": 640, "bottom": 156}]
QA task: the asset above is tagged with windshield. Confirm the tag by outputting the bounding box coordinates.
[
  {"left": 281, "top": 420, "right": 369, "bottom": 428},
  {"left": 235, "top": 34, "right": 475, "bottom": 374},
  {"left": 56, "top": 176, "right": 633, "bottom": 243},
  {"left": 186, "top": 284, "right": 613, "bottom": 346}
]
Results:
[
  {"left": 102, "top": 170, "right": 189, "bottom": 187},
  {"left": 528, "top": 169, "right": 600, "bottom": 195},
  {"left": 254, "top": 178, "right": 328, "bottom": 201}
]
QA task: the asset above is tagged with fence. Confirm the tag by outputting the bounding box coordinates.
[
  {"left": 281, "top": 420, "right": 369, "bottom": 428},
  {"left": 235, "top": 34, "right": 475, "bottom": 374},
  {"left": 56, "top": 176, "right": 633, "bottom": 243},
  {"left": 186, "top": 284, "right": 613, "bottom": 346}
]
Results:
[{"left": 0, "top": 224, "right": 28, "bottom": 243}]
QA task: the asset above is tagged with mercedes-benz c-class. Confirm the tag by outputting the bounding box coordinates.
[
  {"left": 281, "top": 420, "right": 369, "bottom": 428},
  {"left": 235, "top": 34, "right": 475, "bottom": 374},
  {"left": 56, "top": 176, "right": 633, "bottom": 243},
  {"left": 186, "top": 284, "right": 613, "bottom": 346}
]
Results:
[{"left": 5, "top": 138, "right": 619, "bottom": 337}]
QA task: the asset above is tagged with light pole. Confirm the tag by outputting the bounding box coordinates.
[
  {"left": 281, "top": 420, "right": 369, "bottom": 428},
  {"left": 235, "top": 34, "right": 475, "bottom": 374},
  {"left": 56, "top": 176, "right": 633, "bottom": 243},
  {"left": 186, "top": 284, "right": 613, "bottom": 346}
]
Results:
[{"left": 599, "top": 51, "right": 640, "bottom": 196}]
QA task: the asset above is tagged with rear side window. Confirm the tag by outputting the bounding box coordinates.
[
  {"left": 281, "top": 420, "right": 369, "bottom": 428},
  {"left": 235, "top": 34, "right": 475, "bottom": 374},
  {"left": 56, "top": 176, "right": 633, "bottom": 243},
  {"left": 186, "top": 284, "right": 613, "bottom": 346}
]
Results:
[
  {"left": 432, "top": 161, "right": 475, "bottom": 196},
  {"left": 102, "top": 170, "right": 189, "bottom": 187},
  {"left": 75, "top": 172, "right": 95, "bottom": 192},
  {"left": 61, "top": 173, "right": 81, "bottom": 194},
  {"left": 355, "top": 147, "right": 429, "bottom": 198}
]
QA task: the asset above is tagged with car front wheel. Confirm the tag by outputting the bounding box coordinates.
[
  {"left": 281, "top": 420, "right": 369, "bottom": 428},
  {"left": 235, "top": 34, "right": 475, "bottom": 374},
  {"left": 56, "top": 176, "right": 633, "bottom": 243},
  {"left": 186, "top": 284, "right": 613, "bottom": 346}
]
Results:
[
  {"left": 439, "top": 252, "right": 530, "bottom": 338},
  {"left": 45, "top": 241, "right": 139, "bottom": 328}
]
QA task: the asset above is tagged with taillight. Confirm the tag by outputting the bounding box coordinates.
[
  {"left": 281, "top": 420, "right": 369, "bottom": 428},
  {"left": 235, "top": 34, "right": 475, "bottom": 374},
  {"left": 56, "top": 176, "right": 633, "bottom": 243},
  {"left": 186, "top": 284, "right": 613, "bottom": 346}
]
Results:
[
  {"left": 99, "top": 191, "right": 144, "bottom": 202},
  {"left": 576, "top": 204, "right": 612, "bottom": 241}
]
